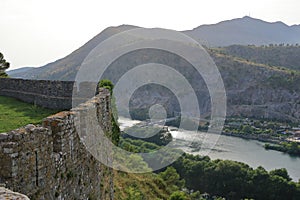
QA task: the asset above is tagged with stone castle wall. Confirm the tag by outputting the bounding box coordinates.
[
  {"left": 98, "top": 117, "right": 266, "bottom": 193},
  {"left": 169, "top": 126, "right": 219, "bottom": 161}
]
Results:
[
  {"left": 0, "top": 78, "right": 74, "bottom": 110},
  {"left": 0, "top": 88, "right": 113, "bottom": 200},
  {"left": 0, "top": 187, "right": 30, "bottom": 200}
]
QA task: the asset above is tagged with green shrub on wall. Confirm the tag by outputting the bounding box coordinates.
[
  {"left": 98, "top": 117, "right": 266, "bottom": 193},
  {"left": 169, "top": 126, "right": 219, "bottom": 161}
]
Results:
[{"left": 98, "top": 79, "right": 120, "bottom": 146}]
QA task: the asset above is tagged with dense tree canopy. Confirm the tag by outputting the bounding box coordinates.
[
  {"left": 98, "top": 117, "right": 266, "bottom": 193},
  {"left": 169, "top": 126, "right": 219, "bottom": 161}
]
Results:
[
  {"left": 118, "top": 137, "right": 300, "bottom": 199},
  {"left": 0, "top": 52, "right": 10, "bottom": 77},
  {"left": 172, "top": 153, "right": 300, "bottom": 200}
]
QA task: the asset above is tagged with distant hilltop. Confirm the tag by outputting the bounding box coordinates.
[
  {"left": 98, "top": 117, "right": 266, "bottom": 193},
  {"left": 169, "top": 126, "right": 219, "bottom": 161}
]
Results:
[{"left": 184, "top": 16, "right": 300, "bottom": 47}]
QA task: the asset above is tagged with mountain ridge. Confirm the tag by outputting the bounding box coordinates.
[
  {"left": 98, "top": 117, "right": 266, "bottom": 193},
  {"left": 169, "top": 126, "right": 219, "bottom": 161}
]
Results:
[
  {"left": 184, "top": 16, "right": 300, "bottom": 46},
  {"left": 6, "top": 17, "right": 300, "bottom": 122},
  {"left": 9, "top": 16, "right": 300, "bottom": 79}
]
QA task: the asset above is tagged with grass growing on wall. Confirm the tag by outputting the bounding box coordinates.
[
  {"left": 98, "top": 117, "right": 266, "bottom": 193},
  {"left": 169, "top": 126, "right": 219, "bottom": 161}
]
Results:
[{"left": 0, "top": 96, "right": 58, "bottom": 133}]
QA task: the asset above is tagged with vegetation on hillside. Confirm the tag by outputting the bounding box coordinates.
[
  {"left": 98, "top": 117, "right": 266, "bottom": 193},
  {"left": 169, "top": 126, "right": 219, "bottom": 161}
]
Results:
[
  {"left": 114, "top": 169, "right": 182, "bottom": 200},
  {"left": 265, "top": 142, "right": 300, "bottom": 156},
  {"left": 0, "top": 96, "right": 58, "bottom": 132},
  {"left": 115, "top": 137, "right": 224, "bottom": 200},
  {"left": 0, "top": 52, "right": 10, "bottom": 77},
  {"left": 115, "top": 134, "right": 300, "bottom": 200},
  {"left": 209, "top": 45, "right": 300, "bottom": 92},
  {"left": 224, "top": 117, "right": 296, "bottom": 136},
  {"left": 172, "top": 153, "right": 300, "bottom": 200},
  {"left": 217, "top": 45, "right": 300, "bottom": 71}
]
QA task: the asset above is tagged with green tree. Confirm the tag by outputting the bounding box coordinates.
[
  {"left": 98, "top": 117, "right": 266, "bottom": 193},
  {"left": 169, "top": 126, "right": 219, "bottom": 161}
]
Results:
[
  {"left": 124, "top": 154, "right": 151, "bottom": 172},
  {"left": 270, "top": 168, "right": 292, "bottom": 181},
  {"left": 242, "top": 125, "right": 253, "bottom": 134},
  {"left": 125, "top": 185, "right": 144, "bottom": 200},
  {"left": 159, "top": 167, "right": 185, "bottom": 192},
  {"left": 98, "top": 79, "right": 114, "bottom": 94},
  {"left": 0, "top": 52, "right": 10, "bottom": 77},
  {"left": 168, "top": 191, "right": 188, "bottom": 200},
  {"left": 287, "top": 142, "right": 299, "bottom": 154},
  {"left": 172, "top": 154, "right": 300, "bottom": 200}
]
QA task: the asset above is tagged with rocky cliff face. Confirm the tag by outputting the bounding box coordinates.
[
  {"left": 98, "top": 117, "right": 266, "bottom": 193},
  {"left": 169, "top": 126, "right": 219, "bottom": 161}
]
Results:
[
  {"left": 118, "top": 49, "right": 300, "bottom": 122},
  {"left": 211, "top": 51, "right": 300, "bottom": 122}
]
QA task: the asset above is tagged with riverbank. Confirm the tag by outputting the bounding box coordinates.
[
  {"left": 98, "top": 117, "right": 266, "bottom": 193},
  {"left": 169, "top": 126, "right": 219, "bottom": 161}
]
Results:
[
  {"left": 265, "top": 142, "right": 300, "bottom": 156},
  {"left": 172, "top": 131, "right": 300, "bottom": 181},
  {"left": 221, "top": 131, "right": 300, "bottom": 157},
  {"left": 221, "top": 131, "right": 282, "bottom": 144}
]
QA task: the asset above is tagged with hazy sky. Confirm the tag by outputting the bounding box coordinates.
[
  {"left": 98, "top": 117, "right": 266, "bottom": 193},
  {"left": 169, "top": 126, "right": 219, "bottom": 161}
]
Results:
[{"left": 1, "top": 0, "right": 300, "bottom": 70}]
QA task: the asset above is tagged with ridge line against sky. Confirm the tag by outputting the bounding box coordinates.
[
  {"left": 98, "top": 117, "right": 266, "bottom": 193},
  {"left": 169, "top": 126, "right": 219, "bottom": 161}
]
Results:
[{"left": 1, "top": 0, "right": 300, "bottom": 70}]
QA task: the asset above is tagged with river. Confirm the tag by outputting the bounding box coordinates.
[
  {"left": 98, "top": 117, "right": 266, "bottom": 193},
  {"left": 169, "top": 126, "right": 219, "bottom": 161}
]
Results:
[{"left": 118, "top": 117, "right": 300, "bottom": 181}]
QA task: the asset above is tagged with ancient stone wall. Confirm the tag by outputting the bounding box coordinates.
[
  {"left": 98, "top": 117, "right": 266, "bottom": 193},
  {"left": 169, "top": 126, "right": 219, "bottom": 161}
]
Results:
[
  {"left": 0, "top": 78, "right": 74, "bottom": 110},
  {"left": 0, "top": 186, "right": 30, "bottom": 200},
  {"left": 0, "top": 89, "right": 113, "bottom": 200}
]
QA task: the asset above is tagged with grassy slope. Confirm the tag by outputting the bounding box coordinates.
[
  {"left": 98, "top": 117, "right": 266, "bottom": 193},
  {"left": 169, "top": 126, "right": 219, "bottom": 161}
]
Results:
[
  {"left": 0, "top": 96, "right": 58, "bottom": 133},
  {"left": 114, "top": 171, "right": 171, "bottom": 200},
  {"left": 218, "top": 45, "right": 300, "bottom": 71}
]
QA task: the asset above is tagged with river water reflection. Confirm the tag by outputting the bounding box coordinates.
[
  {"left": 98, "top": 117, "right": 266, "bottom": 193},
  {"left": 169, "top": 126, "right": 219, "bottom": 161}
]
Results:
[{"left": 119, "top": 117, "right": 300, "bottom": 181}]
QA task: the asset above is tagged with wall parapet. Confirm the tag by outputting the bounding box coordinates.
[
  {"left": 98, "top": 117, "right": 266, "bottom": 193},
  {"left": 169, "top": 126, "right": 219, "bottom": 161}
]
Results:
[
  {"left": 0, "top": 88, "right": 113, "bottom": 200},
  {"left": 0, "top": 78, "right": 74, "bottom": 110}
]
